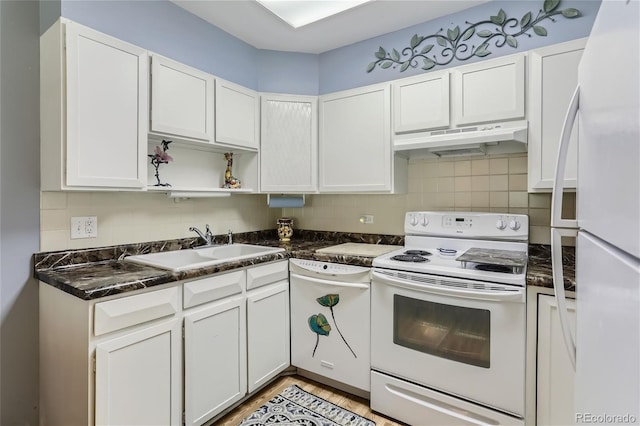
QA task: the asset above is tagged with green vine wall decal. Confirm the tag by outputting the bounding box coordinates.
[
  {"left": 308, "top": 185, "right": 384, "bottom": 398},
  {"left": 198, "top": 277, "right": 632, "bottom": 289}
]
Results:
[{"left": 366, "top": 0, "right": 581, "bottom": 73}]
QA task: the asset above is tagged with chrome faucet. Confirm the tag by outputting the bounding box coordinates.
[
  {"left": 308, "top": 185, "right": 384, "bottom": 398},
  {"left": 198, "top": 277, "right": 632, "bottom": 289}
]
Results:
[
  {"left": 227, "top": 229, "right": 233, "bottom": 244},
  {"left": 189, "top": 224, "right": 214, "bottom": 245}
]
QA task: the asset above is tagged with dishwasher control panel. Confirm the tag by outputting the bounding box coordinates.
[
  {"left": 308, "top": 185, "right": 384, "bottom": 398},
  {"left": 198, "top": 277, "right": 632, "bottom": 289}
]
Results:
[{"left": 289, "top": 258, "right": 371, "bottom": 281}]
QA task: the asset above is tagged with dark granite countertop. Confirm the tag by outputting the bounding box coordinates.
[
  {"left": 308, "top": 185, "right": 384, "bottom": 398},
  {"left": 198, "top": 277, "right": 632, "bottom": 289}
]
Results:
[
  {"left": 34, "top": 230, "right": 574, "bottom": 300},
  {"left": 34, "top": 230, "right": 403, "bottom": 300},
  {"left": 527, "top": 244, "right": 576, "bottom": 291}
]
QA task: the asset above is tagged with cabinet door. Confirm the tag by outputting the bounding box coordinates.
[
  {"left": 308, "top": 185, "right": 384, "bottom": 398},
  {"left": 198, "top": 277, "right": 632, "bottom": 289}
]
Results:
[
  {"left": 260, "top": 94, "right": 318, "bottom": 193},
  {"left": 392, "top": 71, "right": 450, "bottom": 133},
  {"left": 184, "top": 295, "right": 246, "bottom": 426},
  {"left": 319, "top": 84, "right": 392, "bottom": 192},
  {"left": 537, "top": 294, "right": 576, "bottom": 426},
  {"left": 453, "top": 54, "right": 525, "bottom": 126},
  {"left": 528, "top": 39, "right": 585, "bottom": 191},
  {"left": 215, "top": 79, "right": 259, "bottom": 150},
  {"left": 150, "top": 54, "right": 214, "bottom": 141},
  {"left": 95, "top": 319, "right": 182, "bottom": 426},
  {"left": 247, "top": 280, "right": 290, "bottom": 393},
  {"left": 65, "top": 22, "right": 148, "bottom": 188}
]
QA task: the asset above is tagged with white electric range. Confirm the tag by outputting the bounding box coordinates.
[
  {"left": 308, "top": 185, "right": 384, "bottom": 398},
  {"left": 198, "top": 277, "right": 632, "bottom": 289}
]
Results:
[{"left": 370, "top": 211, "right": 529, "bottom": 425}]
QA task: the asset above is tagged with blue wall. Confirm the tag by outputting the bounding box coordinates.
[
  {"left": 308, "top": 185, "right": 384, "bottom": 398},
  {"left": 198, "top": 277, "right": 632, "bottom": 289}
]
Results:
[
  {"left": 58, "top": 0, "right": 599, "bottom": 95},
  {"left": 61, "top": 0, "right": 260, "bottom": 89},
  {"left": 319, "top": 0, "right": 601, "bottom": 93},
  {"left": 1, "top": 1, "right": 41, "bottom": 423},
  {"left": 257, "top": 50, "right": 319, "bottom": 96}
]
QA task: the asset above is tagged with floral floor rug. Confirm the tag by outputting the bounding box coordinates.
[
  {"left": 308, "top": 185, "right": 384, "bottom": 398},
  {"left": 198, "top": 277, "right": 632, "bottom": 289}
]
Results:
[{"left": 238, "top": 384, "right": 376, "bottom": 426}]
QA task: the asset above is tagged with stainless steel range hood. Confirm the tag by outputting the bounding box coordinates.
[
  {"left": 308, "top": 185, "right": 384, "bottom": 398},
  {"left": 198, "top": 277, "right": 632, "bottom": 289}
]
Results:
[{"left": 394, "top": 120, "right": 528, "bottom": 157}]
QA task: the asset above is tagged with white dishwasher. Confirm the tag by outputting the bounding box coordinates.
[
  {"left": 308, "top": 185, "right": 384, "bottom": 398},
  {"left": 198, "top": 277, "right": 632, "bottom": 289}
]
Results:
[{"left": 289, "top": 258, "right": 371, "bottom": 392}]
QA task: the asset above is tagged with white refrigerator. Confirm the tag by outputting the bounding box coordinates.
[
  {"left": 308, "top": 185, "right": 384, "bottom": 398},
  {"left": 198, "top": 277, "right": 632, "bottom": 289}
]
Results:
[{"left": 551, "top": 0, "right": 640, "bottom": 423}]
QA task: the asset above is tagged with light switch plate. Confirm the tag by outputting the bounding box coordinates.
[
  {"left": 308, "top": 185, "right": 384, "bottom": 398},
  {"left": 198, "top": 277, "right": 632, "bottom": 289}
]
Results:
[{"left": 71, "top": 216, "right": 98, "bottom": 239}]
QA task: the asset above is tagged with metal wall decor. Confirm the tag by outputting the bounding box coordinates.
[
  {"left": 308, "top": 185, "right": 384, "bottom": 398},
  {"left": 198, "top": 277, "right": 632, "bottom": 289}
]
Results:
[{"left": 366, "top": 0, "right": 581, "bottom": 74}]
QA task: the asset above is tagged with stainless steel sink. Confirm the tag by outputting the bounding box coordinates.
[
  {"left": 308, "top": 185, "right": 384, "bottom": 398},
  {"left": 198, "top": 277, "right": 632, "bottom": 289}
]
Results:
[{"left": 124, "top": 244, "right": 285, "bottom": 272}]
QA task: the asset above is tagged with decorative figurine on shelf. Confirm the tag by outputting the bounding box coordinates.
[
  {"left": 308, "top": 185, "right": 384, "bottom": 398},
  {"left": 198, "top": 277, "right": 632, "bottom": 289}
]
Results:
[
  {"left": 277, "top": 218, "right": 293, "bottom": 242},
  {"left": 222, "top": 152, "right": 242, "bottom": 189},
  {"left": 148, "top": 140, "right": 173, "bottom": 187}
]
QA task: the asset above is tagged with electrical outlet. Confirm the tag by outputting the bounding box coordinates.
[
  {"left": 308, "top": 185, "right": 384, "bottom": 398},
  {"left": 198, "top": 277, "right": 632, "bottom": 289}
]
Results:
[
  {"left": 359, "top": 214, "right": 374, "bottom": 224},
  {"left": 71, "top": 216, "right": 98, "bottom": 239}
]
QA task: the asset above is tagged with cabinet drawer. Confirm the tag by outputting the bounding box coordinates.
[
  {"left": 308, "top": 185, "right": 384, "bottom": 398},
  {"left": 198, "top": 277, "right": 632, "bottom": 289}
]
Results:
[
  {"left": 94, "top": 287, "right": 179, "bottom": 336},
  {"left": 247, "top": 261, "right": 288, "bottom": 291},
  {"left": 183, "top": 270, "right": 245, "bottom": 309}
]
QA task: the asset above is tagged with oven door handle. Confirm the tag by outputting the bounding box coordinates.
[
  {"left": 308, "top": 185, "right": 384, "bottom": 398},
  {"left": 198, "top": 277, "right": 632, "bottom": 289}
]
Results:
[
  {"left": 290, "top": 273, "right": 370, "bottom": 289},
  {"left": 371, "top": 271, "right": 524, "bottom": 302}
]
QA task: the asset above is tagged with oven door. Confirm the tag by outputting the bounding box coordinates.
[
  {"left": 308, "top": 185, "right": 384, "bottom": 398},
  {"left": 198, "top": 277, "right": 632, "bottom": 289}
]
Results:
[{"left": 371, "top": 269, "right": 526, "bottom": 417}]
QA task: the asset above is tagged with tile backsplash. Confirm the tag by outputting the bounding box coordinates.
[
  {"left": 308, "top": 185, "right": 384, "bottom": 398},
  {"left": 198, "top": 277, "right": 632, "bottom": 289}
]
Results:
[
  {"left": 40, "top": 192, "right": 280, "bottom": 251},
  {"left": 283, "top": 153, "right": 576, "bottom": 245},
  {"left": 40, "top": 154, "right": 576, "bottom": 251}
]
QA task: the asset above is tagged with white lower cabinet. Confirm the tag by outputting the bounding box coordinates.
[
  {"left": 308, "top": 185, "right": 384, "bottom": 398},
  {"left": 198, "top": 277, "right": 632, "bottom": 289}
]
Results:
[
  {"left": 537, "top": 294, "right": 576, "bottom": 425},
  {"left": 39, "top": 260, "right": 289, "bottom": 426},
  {"left": 95, "top": 319, "right": 182, "bottom": 426},
  {"left": 247, "top": 280, "right": 291, "bottom": 393},
  {"left": 184, "top": 295, "right": 247, "bottom": 426}
]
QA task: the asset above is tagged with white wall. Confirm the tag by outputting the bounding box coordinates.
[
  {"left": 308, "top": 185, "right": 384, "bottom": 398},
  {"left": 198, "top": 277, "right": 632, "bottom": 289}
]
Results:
[{"left": 0, "top": 0, "right": 40, "bottom": 424}]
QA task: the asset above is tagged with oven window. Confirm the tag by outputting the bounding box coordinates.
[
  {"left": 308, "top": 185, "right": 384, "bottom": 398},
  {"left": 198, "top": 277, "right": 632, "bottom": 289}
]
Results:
[{"left": 393, "top": 295, "right": 490, "bottom": 368}]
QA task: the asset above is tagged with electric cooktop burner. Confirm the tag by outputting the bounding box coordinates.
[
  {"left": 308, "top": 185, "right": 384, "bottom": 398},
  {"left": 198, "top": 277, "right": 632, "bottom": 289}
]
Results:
[
  {"left": 404, "top": 250, "right": 432, "bottom": 256},
  {"left": 474, "top": 264, "right": 514, "bottom": 273},
  {"left": 391, "top": 254, "right": 430, "bottom": 263}
]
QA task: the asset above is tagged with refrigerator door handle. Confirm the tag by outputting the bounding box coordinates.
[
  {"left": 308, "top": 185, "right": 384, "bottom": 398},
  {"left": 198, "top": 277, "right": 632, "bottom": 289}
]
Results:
[
  {"left": 551, "top": 85, "right": 580, "bottom": 229},
  {"left": 551, "top": 227, "right": 577, "bottom": 370}
]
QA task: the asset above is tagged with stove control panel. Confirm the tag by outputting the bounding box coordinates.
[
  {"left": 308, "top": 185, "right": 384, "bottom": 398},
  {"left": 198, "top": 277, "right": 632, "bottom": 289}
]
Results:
[{"left": 405, "top": 211, "right": 529, "bottom": 241}]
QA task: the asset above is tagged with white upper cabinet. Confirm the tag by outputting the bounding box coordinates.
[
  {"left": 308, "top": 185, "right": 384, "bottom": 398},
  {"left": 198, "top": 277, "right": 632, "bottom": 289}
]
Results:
[
  {"left": 452, "top": 53, "right": 526, "bottom": 126},
  {"left": 392, "top": 70, "right": 450, "bottom": 133},
  {"left": 215, "top": 79, "right": 259, "bottom": 151},
  {"left": 528, "top": 39, "right": 586, "bottom": 192},
  {"left": 260, "top": 94, "right": 318, "bottom": 193},
  {"left": 150, "top": 54, "right": 214, "bottom": 142},
  {"left": 41, "top": 20, "right": 148, "bottom": 190},
  {"left": 319, "top": 83, "right": 407, "bottom": 193}
]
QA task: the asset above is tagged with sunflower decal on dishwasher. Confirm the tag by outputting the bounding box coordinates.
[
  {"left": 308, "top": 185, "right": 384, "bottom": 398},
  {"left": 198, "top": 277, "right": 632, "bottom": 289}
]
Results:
[{"left": 307, "top": 294, "right": 357, "bottom": 358}]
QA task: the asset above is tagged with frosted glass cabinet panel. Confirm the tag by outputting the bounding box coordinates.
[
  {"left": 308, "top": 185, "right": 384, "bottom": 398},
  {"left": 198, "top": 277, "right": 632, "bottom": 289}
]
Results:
[{"left": 260, "top": 94, "right": 318, "bottom": 193}]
